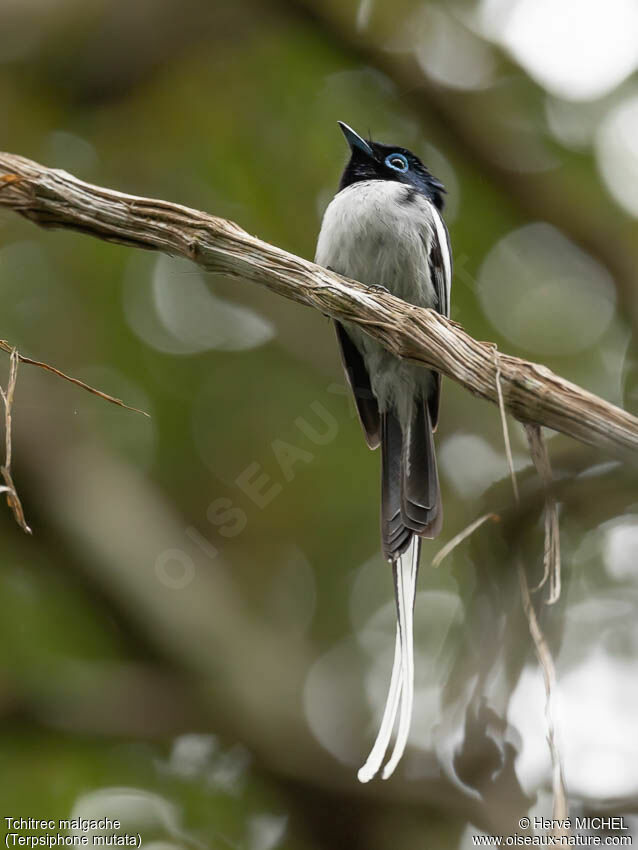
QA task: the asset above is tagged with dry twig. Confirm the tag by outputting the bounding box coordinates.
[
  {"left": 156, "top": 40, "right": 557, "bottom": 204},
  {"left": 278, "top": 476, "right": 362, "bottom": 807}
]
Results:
[
  {"left": 525, "top": 424, "right": 561, "bottom": 604},
  {"left": 0, "top": 340, "right": 150, "bottom": 418},
  {"left": 517, "top": 563, "right": 568, "bottom": 824},
  {"left": 0, "top": 348, "right": 31, "bottom": 533},
  {"left": 494, "top": 365, "right": 568, "bottom": 827},
  {"left": 493, "top": 347, "right": 520, "bottom": 502},
  {"left": 431, "top": 512, "right": 498, "bottom": 568},
  {"left": 0, "top": 339, "right": 148, "bottom": 533}
]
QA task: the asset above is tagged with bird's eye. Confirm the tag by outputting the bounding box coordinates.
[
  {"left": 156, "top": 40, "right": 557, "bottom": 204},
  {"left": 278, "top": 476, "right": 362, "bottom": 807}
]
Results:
[{"left": 385, "top": 153, "right": 409, "bottom": 172}]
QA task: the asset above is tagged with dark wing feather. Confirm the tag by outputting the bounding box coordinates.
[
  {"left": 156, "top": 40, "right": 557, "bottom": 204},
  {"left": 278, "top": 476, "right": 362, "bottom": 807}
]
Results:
[
  {"left": 334, "top": 321, "right": 381, "bottom": 449},
  {"left": 426, "top": 210, "right": 452, "bottom": 431}
]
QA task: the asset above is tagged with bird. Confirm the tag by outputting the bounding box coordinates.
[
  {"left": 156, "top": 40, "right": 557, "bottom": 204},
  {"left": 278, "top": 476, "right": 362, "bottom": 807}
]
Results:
[{"left": 315, "top": 122, "right": 452, "bottom": 782}]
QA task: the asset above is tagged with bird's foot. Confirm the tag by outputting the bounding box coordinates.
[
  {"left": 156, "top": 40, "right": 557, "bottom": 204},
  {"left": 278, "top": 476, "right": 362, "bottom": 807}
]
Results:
[{"left": 367, "top": 284, "right": 389, "bottom": 294}]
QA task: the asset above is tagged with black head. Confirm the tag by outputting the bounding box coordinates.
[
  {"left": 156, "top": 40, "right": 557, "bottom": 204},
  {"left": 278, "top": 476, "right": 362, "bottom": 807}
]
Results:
[{"left": 337, "top": 121, "right": 446, "bottom": 211}]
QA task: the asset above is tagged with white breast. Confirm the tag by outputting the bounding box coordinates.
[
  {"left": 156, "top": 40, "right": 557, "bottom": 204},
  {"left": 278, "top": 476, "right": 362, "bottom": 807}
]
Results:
[
  {"left": 315, "top": 180, "right": 438, "bottom": 307},
  {"left": 316, "top": 179, "right": 450, "bottom": 414}
]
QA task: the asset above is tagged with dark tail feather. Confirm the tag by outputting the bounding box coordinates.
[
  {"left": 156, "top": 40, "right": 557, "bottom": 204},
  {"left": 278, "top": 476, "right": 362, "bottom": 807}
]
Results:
[
  {"left": 381, "top": 411, "right": 411, "bottom": 560},
  {"left": 402, "top": 400, "right": 442, "bottom": 539},
  {"left": 380, "top": 401, "right": 442, "bottom": 561}
]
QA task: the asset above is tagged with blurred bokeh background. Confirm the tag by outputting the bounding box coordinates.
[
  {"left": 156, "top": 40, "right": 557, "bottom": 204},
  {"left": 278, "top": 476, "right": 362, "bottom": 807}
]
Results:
[{"left": 2, "top": 0, "right": 638, "bottom": 845}]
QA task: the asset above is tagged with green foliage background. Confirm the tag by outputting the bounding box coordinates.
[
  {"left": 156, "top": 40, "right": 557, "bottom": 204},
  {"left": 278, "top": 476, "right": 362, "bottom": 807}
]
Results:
[{"left": 1, "top": 0, "right": 637, "bottom": 846}]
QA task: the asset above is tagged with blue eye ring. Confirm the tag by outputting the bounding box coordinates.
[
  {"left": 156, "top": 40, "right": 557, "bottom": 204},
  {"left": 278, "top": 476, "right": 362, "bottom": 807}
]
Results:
[{"left": 385, "top": 152, "right": 409, "bottom": 172}]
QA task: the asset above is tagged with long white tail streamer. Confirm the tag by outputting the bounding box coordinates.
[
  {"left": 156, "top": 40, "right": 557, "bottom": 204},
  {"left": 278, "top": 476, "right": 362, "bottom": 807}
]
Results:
[
  {"left": 382, "top": 537, "right": 419, "bottom": 779},
  {"left": 357, "top": 537, "right": 420, "bottom": 783},
  {"left": 357, "top": 629, "right": 402, "bottom": 783}
]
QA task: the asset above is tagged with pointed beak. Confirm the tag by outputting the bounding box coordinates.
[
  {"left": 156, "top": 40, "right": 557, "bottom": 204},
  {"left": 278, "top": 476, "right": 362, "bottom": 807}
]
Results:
[{"left": 338, "top": 121, "right": 374, "bottom": 158}]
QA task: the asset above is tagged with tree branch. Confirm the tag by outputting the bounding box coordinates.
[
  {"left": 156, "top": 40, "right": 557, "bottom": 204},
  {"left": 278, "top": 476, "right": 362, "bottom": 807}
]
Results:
[{"left": 1, "top": 151, "right": 637, "bottom": 460}]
